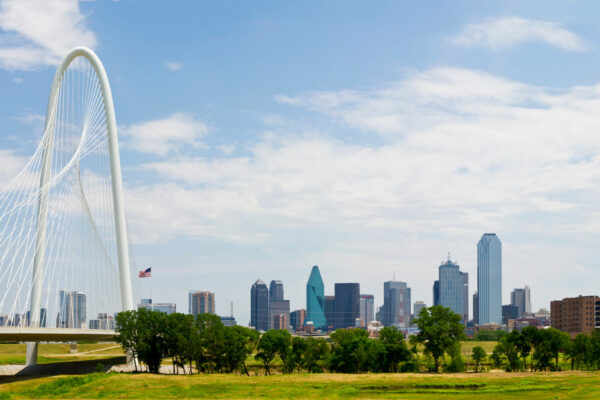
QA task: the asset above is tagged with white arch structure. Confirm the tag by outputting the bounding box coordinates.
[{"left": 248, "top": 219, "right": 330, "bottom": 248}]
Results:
[{"left": 23, "top": 47, "right": 134, "bottom": 364}]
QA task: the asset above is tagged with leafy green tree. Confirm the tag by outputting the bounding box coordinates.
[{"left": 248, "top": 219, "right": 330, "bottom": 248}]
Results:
[
  {"left": 136, "top": 308, "right": 168, "bottom": 373},
  {"left": 494, "top": 336, "right": 521, "bottom": 371},
  {"left": 566, "top": 334, "right": 590, "bottom": 370},
  {"left": 283, "top": 336, "right": 306, "bottom": 373},
  {"left": 222, "top": 326, "right": 259, "bottom": 375},
  {"left": 412, "top": 305, "right": 466, "bottom": 372},
  {"left": 164, "top": 313, "right": 195, "bottom": 374},
  {"left": 533, "top": 328, "right": 570, "bottom": 371},
  {"left": 589, "top": 329, "right": 600, "bottom": 369},
  {"left": 444, "top": 342, "right": 466, "bottom": 372},
  {"left": 519, "top": 326, "right": 539, "bottom": 371},
  {"left": 472, "top": 346, "right": 486, "bottom": 372},
  {"left": 329, "top": 328, "right": 375, "bottom": 373},
  {"left": 303, "top": 337, "right": 330, "bottom": 373},
  {"left": 194, "top": 314, "right": 226, "bottom": 373},
  {"left": 115, "top": 310, "right": 141, "bottom": 371},
  {"left": 378, "top": 326, "right": 410, "bottom": 372},
  {"left": 255, "top": 329, "right": 292, "bottom": 375}
]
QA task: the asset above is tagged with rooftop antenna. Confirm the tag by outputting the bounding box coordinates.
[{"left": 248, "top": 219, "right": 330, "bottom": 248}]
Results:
[
  {"left": 230, "top": 301, "right": 234, "bottom": 318},
  {"left": 393, "top": 272, "right": 396, "bottom": 281}
]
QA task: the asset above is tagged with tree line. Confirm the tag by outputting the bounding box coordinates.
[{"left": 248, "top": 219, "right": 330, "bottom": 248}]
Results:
[{"left": 115, "top": 305, "right": 600, "bottom": 374}]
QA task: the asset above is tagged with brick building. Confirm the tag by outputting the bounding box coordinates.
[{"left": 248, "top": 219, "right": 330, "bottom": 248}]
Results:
[{"left": 551, "top": 295, "right": 600, "bottom": 338}]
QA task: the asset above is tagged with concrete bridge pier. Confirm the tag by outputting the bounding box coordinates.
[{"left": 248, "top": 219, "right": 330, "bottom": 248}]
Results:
[{"left": 25, "top": 342, "right": 38, "bottom": 366}]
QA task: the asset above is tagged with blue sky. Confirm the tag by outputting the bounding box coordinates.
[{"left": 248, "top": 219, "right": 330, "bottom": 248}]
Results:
[{"left": 1, "top": 1, "right": 600, "bottom": 325}]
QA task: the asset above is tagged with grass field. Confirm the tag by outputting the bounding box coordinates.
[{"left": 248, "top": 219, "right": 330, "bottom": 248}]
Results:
[
  {"left": 1, "top": 371, "right": 600, "bottom": 399},
  {"left": 0, "top": 343, "right": 124, "bottom": 365}
]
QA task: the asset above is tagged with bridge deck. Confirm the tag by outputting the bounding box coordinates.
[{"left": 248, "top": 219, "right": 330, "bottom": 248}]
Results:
[{"left": 0, "top": 328, "right": 116, "bottom": 342}]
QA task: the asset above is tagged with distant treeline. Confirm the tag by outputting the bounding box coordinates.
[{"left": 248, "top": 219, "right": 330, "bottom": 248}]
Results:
[{"left": 115, "top": 306, "right": 600, "bottom": 374}]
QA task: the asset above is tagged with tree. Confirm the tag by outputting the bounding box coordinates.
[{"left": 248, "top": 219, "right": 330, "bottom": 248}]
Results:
[
  {"left": 494, "top": 336, "right": 521, "bottom": 371},
  {"left": 164, "top": 313, "right": 195, "bottom": 374},
  {"left": 378, "top": 326, "right": 410, "bottom": 372},
  {"left": 303, "top": 337, "right": 330, "bottom": 373},
  {"left": 519, "top": 326, "right": 539, "bottom": 371},
  {"left": 589, "top": 329, "right": 600, "bottom": 370},
  {"left": 472, "top": 346, "right": 486, "bottom": 372},
  {"left": 194, "top": 314, "right": 226, "bottom": 373},
  {"left": 533, "top": 328, "right": 569, "bottom": 371},
  {"left": 136, "top": 308, "right": 168, "bottom": 373},
  {"left": 329, "top": 328, "right": 375, "bottom": 373},
  {"left": 255, "top": 329, "right": 292, "bottom": 375},
  {"left": 222, "top": 326, "right": 259, "bottom": 375},
  {"left": 412, "top": 305, "right": 466, "bottom": 372},
  {"left": 566, "top": 334, "right": 590, "bottom": 370},
  {"left": 115, "top": 310, "right": 141, "bottom": 371},
  {"left": 283, "top": 336, "right": 307, "bottom": 373}
]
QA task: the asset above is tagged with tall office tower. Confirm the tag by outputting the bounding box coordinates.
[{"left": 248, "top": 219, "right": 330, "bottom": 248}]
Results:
[
  {"left": 381, "top": 281, "right": 411, "bottom": 329},
  {"left": 473, "top": 291, "right": 479, "bottom": 325},
  {"left": 272, "top": 314, "right": 287, "bottom": 330},
  {"left": 413, "top": 301, "right": 426, "bottom": 319},
  {"left": 189, "top": 291, "right": 215, "bottom": 315},
  {"left": 251, "top": 280, "right": 269, "bottom": 331},
  {"left": 58, "top": 290, "right": 86, "bottom": 328},
  {"left": 433, "top": 280, "right": 440, "bottom": 306},
  {"left": 461, "top": 271, "right": 469, "bottom": 323},
  {"left": 268, "top": 280, "right": 290, "bottom": 330},
  {"left": 25, "top": 308, "right": 47, "bottom": 328},
  {"left": 306, "top": 265, "right": 327, "bottom": 330},
  {"left": 334, "top": 283, "right": 360, "bottom": 329},
  {"left": 270, "top": 280, "right": 284, "bottom": 300},
  {"left": 477, "top": 233, "right": 502, "bottom": 324},
  {"left": 510, "top": 286, "right": 531, "bottom": 318},
  {"left": 359, "top": 294, "right": 375, "bottom": 327},
  {"left": 324, "top": 295, "right": 336, "bottom": 329},
  {"left": 290, "top": 309, "right": 306, "bottom": 331},
  {"left": 438, "top": 259, "right": 466, "bottom": 323},
  {"left": 502, "top": 304, "right": 518, "bottom": 324}
]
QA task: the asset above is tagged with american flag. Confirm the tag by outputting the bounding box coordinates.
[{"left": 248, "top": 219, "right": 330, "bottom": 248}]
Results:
[{"left": 138, "top": 267, "right": 151, "bottom": 278}]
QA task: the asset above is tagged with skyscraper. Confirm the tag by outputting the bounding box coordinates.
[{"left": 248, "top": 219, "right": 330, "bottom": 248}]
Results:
[
  {"left": 359, "top": 294, "right": 374, "bottom": 327},
  {"left": 510, "top": 286, "right": 531, "bottom": 318},
  {"left": 381, "top": 281, "right": 411, "bottom": 329},
  {"left": 334, "top": 283, "right": 360, "bottom": 329},
  {"left": 306, "top": 266, "right": 327, "bottom": 330},
  {"left": 413, "top": 301, "right": 426, "bottom": 319},
  {"left": 251, "top": 279, "right": 269, "bottom": 331},
  {"left": 57, "top": 290, "right": 86, "bottom": 329},
  {"left": 290, "top": 309, "right": 306, "bottom": 331},
  {"left": 438, "top": 259, "right": 466, "bottom": 323},
  {"left": 461, "top": 271, "right": 469, "bottom": 323},
  {"left": 433, "top": 280, "right": 440, "bottom": 306},
  {"left": 473, "top": 291, "right": 479, "bottom": 325},
  {"left": 189, "top": 291, "right": 215, "bottom": 315},
  {"left": 268, "top": 280, "right": 290, "bottom": 330},
  {"left": 324, "top": 295, "right": 336, "bottom": 329},
  {"left": 477, "top": 233, "right": 502, "bottom": 324}
]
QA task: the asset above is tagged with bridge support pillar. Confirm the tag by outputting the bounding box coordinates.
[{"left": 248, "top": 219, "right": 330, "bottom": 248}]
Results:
[{"left": 25, "top": 342, "right": 38, "bottom": 365}]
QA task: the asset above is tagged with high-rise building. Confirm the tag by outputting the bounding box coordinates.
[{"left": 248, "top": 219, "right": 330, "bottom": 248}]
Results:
[
  {"left": 461, "top": 272, "right": 469, "bottom": 323},
  {"left": 551, "top": 295, "right": 600, "bottom": 338},
  {"left": 25, "top": 308, "right": 47, "bottom": 328},
  {"left": 413, "top": 301, "right": 426, "bottom": 319},
  {"left": 381, "top": 281, "right": 411, "bottom": 329},
  {"left": 477, "top": 233, "right": 502, "bottom": 324},
  {"left": 473, "top": 292, "right": 479, "bottom": 325},
  {"left": 324, "top": 295, "right": 336, "bottom": 329},
  {"left": 290, "top": 309, "right": 306, "bottom": 331},
  {"left": 334, "top": 283, "right": 360, "bottom": 329},
  {"left": 189, "top": 291, "right": 215, "bottom": 315},
  {"left": 438, "top": 258, "right": 468, "bottom": 323},
  {"left": 89, "top": 313, "right": 115, "bottom": 330},
  {"left": 57, "top": 290, "right": 86, "bottom": 329},
  {"left": 219, "top": 316, "right": 237, "bottom": 327},
  {"left": 306, "top": 266, "right": 327, "bottom": 330},
  {"left": 138, "top": 299, "right": 177, "bottom": 315},
  {"left": 502, "top": 304, "right": 518, "bottom": 325},
  {"left": 270, "top": 280, "right": 284, "bottom": 301},
  {"left": 511, "top": 286, "right": 531, "bottom": 318},
  {"left": 272, "top": 314, "right": 287, "bottom": 330},
  {"left": 433, "top": 280, "right": 440, "bottom": 306},
  {"left": 251, "top": 280, "right": 269, "bottom": 331},
  {"left": 268, "top": 280, "right": 290, "bottom": 330},
  {"left": 359, "top": 294, "right": 375, "bottom": 327}
]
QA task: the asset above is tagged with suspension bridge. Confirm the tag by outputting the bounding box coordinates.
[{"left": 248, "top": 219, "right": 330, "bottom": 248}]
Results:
[{"left": 0, "top": 47, "right": 134, "bottom": 365}]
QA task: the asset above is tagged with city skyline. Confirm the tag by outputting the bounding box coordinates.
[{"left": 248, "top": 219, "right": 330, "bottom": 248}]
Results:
[{"left": 2, "top": 1, "right": 600, "bottom": 326}]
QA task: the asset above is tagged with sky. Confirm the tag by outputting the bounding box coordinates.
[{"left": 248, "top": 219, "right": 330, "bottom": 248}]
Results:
[{"left": 1, "top": 0, "right": 600, "bottom": 326}]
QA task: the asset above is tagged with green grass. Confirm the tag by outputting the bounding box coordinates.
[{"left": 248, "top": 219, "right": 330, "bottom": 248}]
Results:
[
  {"left": 1, "top": 371, "right": 600, "bottom": 399},
  {"left": 0, "top": 343, "right": 124, "bottom": 365}
]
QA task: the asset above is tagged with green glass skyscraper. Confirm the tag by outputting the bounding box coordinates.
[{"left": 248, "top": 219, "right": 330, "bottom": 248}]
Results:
[{"left": 306, "top": 265, "right": 327, "bottom": 330}]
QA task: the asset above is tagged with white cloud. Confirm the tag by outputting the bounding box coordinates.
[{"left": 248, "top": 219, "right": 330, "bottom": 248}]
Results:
[
  {"left": 164, "top": 61, "right": 183, "bottom": 71},
  {"left": 450, "top": 16, "right": 587, "bottom": 52},
  {"left": 0, "top": 0, "right": 97, "bottom": 70},
  {"left": 124, "top": 67, "right": 600, "bottom": 313},
  {"left": 12, "top": 77, "right": 22, "bottom": 83},
  {"left": 120, "top": 113, "right": 209, "bottom": 156},
  {"left": 0, "top": 149, "right": 27, "bottom": 187}
]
